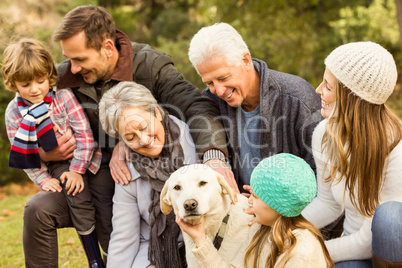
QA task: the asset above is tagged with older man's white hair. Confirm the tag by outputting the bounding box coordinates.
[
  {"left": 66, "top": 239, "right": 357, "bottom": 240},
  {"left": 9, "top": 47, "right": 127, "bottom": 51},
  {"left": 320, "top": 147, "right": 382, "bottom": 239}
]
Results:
[{"left": 188, "top": 22, "right": 250, "bottom": 71}]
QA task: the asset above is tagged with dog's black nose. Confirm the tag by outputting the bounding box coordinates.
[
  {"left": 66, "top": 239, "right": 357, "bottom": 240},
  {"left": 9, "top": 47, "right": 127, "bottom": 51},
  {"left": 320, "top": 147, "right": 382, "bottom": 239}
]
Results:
[{"left": 184, "top": 199, "right": 198, "bottom": 211}]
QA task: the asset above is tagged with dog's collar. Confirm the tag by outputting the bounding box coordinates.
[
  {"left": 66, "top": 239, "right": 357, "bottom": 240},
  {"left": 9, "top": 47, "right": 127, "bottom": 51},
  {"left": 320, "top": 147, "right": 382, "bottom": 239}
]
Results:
[{"left": 213, "top": 213, "right": 230, "bottom": 250}]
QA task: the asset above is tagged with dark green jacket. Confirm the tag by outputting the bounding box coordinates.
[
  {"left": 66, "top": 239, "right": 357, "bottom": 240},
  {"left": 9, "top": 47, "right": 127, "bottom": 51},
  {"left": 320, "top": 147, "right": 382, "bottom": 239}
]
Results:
[{"left": 57, "top": 30, "right": 227, "bottom": 160}]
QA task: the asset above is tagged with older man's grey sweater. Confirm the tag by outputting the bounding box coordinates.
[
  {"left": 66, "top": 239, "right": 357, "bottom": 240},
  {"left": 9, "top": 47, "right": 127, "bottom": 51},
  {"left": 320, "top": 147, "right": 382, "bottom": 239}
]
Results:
[{"left": 203, "top": 58, "right": 323, "bottom": 190}]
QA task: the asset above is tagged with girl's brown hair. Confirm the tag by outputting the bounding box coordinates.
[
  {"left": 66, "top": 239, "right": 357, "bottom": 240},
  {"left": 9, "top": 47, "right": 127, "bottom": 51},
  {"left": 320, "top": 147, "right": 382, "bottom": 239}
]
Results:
[
  {"left": 244, "top": 215, "right": 333, "bottom": 267},
  {"left": 2, "top": 38, "right": 58, "bottom": 92},
  {"left": 322, "top": 82, "right": 402, "bottom": 217}
]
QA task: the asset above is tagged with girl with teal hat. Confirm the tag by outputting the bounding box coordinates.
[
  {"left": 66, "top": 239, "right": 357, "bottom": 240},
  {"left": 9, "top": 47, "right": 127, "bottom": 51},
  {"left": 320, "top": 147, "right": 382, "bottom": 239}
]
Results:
[{"left": 244, "top": 153, "right": 333, "bottom": 267}]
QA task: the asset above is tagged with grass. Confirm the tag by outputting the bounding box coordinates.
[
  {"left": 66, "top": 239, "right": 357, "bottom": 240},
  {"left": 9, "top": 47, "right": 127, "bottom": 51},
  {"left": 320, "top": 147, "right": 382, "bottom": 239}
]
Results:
[{"left": 0, "top": 184, "right": 88, "bottom": 268}]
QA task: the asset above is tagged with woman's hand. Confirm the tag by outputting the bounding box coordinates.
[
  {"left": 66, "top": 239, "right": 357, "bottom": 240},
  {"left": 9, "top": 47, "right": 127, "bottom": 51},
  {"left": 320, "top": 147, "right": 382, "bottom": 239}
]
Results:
[
  {"left": 60, "top": 171, "right": 84, "bottom": 196},
  {"left": 176, "top": 214, "right": 207, "bottom": 248}
]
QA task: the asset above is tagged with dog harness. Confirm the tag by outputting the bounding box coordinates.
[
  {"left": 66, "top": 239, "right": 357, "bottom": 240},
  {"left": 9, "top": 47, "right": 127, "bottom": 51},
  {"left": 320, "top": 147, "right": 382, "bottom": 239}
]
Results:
[{"left": 213, "top": 213, "right": 230, "bottom": 250}]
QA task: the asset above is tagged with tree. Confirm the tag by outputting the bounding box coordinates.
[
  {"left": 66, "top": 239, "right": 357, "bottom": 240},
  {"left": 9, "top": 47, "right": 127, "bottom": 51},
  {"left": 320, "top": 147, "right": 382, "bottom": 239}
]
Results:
[
  {"left": 396, "top": 0, "right": 402, "bottom": 51},
  {"left": 0, "top": 0, "right": 400, "bottom": 185}
]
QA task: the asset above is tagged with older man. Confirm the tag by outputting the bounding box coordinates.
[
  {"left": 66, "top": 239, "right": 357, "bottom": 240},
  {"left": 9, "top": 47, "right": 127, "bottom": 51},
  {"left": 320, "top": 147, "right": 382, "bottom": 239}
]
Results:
[{"left": 189, "top": 23, "right": 322, "bottom": 191}]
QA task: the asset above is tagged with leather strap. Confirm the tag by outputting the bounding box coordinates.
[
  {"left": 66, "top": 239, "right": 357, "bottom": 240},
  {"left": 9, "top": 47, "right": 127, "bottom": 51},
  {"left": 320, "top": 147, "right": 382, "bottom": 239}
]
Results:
[{"left": 213, "top": 214, "right": 230, "bottom": 250}]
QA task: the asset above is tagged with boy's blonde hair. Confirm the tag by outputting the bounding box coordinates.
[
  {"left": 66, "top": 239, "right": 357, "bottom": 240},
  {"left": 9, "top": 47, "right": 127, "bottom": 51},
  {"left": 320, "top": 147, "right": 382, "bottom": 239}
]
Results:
[{"left": 2, "top": 38, "right": 58, "bottom": 92}]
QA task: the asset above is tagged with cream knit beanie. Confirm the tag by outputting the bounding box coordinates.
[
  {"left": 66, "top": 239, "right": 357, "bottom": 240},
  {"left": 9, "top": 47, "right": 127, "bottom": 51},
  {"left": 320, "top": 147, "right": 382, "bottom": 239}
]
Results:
[{"left": 325, "top": 41, "right": 397, "bottom": 104}]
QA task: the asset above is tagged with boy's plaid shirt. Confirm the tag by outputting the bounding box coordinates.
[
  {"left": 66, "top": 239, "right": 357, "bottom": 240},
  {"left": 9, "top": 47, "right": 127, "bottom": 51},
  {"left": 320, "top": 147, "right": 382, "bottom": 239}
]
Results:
[{"left": 6, "top": 88, "right": 102, "bottom": 188}]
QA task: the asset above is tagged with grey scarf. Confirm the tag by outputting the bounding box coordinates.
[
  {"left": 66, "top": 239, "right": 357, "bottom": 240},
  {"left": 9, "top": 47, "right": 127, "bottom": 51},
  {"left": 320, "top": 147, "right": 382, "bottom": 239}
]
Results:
[{"left": 131, "top": 113, "right": 184, "bottom": 268}]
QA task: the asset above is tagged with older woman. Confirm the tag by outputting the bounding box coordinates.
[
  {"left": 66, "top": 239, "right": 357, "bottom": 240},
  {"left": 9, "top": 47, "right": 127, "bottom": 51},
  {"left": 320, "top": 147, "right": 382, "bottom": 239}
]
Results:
[{"left": 99, "top": 81, "right": 197, "bottom": 268}]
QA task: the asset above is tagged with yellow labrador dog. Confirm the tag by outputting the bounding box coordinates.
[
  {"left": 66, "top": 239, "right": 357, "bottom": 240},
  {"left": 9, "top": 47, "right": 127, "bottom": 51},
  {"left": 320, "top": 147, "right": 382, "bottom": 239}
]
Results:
[{"left": 160, "top": 164, "right": 260, "bottom": 268}]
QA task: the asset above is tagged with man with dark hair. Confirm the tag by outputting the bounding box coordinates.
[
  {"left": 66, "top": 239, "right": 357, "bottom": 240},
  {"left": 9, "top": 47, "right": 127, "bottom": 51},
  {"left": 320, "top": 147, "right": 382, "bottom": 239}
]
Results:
[{"left": 24, "top": 5, "right": 233, "bottom": 267}]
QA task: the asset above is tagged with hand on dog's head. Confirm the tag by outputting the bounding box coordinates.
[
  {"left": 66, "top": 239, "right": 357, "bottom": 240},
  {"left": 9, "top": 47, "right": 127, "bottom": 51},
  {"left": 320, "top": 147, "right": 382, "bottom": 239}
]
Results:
[{"left": 160, "top": 164, "right": 236, "bottom": 226}]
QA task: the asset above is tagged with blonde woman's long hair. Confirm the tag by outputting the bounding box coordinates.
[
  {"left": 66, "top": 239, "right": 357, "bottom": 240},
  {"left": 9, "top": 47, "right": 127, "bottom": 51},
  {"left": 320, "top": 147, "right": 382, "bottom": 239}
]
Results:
[
  {"left": 323, "top": 82, "right": 402, "bottom": 217},
  {"left": 244, "top": 215, "right": 333, "bottom": 267}
]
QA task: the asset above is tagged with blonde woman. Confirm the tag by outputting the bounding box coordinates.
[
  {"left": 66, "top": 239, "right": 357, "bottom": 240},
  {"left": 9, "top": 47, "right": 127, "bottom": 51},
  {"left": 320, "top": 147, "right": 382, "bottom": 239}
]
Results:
[{"left": 302, "top": 41, "right": 402, "bottom": 267}]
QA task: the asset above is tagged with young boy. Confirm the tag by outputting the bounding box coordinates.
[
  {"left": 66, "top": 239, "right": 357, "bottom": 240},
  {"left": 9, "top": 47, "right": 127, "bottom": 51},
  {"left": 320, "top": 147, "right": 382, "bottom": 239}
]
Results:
[{"left": 2, "top": 38, "right": 104, "bottom": 267}]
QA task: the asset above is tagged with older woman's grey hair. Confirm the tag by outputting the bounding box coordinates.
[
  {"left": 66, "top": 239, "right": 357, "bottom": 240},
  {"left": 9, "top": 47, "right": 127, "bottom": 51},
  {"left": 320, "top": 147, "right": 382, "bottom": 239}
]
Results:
[
  {"left": 188, "top": 22, "right": 250, "bottom": 70},
  {"left": 99, "top": 81, "right": 164, "bottom": 138}
]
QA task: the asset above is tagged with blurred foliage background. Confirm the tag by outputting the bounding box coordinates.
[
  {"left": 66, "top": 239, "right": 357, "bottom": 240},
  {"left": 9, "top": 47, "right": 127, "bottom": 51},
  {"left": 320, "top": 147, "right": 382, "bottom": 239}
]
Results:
[{"left": 0, "top": 0, "right": 401, "bottom": 186}]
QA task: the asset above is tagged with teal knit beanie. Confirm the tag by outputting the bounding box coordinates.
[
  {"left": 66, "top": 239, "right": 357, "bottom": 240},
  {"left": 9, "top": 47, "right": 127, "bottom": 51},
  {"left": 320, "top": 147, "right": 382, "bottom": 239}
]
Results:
[{"left": 250, "top": 153, "right": 317, "bottom": 217}]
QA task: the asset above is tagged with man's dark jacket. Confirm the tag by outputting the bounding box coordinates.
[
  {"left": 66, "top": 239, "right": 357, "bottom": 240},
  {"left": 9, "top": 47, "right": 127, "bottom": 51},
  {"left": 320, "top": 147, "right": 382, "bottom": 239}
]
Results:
[{"left": 57, "top": 30, "right": 227, "bottom": 160}]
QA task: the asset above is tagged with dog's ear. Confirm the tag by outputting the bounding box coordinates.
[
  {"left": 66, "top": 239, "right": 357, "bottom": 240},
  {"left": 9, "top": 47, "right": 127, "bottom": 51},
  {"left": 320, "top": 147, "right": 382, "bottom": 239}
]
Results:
[
  {"left": 160, "top": 181, "right": 173, "bottom": 215},
  {"left": 216, "top": 173, "right": 236, "bottom": 205}
]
